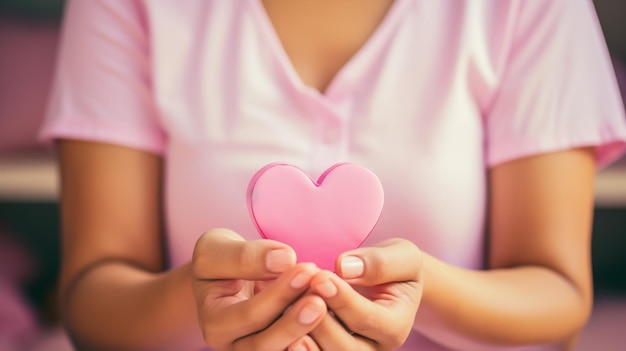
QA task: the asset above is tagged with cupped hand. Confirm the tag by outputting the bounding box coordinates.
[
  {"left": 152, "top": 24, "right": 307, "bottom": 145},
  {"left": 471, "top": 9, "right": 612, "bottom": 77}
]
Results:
[
  {"left": 307, "top": 238, "right": 424, "bottom": 350},
  {"left": 191, "top": 228, "right": 327, "bottom": 351}
]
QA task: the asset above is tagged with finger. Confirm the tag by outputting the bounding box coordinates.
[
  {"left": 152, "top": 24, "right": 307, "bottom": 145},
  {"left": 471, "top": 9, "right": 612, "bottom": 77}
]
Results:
[
  {"left": 311, "top": 271, "right": 386, "bottom": 337},
  {"left": 199, "top": 263, "right": 319, "bottom": 348},
  {"left": 311, "top": 271, "right": 420, "bottom": 349},
  {"left": 254, "top": 279, "right": 274, "bottom": 295},
  {"left": 309, "top": 312, "right": 377, "bottom": 351},
  {"left": 335, "top": 238, "right": 423, "bottom": 285},
  {"left": 193, "top": 228, "right": 296, "bottom": 280},
  {"left": 233, "top": 295, "right": 327, "bottom": 351},
  {"left": 288, "top": 335, "right": 321, "bottom": 351}
]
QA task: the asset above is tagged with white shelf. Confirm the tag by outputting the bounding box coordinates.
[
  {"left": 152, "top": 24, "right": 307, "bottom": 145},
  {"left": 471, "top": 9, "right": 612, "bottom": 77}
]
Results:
[
  {"left": 0, "top": 153, "right": 58, "bottom": 201},
  {"left": 1, "top": 154, "right": 626, "bottom": 206},
  {"left": 595, "top": 164, "right": 626, "bottom": 207}
]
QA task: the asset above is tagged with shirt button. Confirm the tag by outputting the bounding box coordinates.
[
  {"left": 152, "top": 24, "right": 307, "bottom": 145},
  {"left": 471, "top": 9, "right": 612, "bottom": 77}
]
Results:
[{"left": 322, "top": 127, "right": 341, "bottom": 144}]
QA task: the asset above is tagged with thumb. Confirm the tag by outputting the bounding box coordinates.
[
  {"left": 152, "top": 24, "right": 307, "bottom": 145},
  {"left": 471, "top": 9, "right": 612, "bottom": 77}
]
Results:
[
  {"left": 192, "top": 228, "right": 296, "bottom": 280},
  {"left": 335, "top": 238, "right": 423, "bottom": 285}
]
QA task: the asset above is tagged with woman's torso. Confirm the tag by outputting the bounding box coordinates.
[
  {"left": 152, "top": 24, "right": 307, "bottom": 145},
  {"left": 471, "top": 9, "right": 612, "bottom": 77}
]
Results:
[{"left": 146, "top": 1, "right": 509, "bottom": 349}]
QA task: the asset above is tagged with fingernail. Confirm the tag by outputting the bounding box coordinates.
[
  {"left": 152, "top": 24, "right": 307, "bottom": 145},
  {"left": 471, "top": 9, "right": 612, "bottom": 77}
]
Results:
[
  {"left": 316, "top": 280, "right": 337, "bottom": 298},
  {"left": 290, "top": 340, "right": 308, "bottom": 351},
  {"left": 290, "top": 271, "right": 312, "bottom": 289},
  {"left": 341, "top": 256, "right": 364, "bottom": 279},
  {"left": 266, "top": 249, "right": 294, "bottom": 273},
  {"left": 298, "top": 303, "right": 324, "bottom": 325}
]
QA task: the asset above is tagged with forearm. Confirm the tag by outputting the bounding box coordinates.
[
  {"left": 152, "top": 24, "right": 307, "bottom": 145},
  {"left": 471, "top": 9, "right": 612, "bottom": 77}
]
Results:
[
  {"left": 414, "top": 254, "right": 591, "bottom": 350},
  {"left": 63, "top": 261, "right": 204, "bottom": 350}
]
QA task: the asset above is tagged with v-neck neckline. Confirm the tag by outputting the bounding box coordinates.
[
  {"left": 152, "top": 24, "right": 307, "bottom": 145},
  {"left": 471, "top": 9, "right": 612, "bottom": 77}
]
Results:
[{"left": 248, "top": 0, "right": 408, "bottom": 101}]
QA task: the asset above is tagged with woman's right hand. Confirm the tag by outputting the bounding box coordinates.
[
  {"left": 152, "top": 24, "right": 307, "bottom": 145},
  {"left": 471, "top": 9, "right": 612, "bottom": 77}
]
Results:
[{"left": 191, "top": 228, "right": 326, "bottom": 351}]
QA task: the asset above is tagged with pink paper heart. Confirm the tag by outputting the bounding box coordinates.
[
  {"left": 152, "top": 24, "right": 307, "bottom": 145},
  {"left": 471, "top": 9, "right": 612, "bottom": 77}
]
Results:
[{"left": 247, "top": 162, "right": 384, "bottom": 271}]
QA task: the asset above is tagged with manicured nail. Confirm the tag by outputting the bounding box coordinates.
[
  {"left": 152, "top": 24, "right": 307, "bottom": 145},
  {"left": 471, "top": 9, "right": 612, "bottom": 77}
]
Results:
[
  {"left": 298, "top": 303, "right": 324, "bottom": 325},
  {"left": 266, "top": 249, "right": 294, "bottom": 273},
  {"left": 290, "top": 271, "right": 313, "bottom": 289},
  {"left": 290, "top": 340, "right": 308, "bottom": 351},
  {"left": 316, "top": 280, "right": 337, "bottom": 298},
  {"left": 341, "top": 256, "right": 364, "bottom": 279}
]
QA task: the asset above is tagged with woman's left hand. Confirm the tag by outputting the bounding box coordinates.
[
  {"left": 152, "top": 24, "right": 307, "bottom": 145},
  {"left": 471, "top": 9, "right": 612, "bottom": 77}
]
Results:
[{"left": 302, "top": 238, "right": 424, "bottom": 351}]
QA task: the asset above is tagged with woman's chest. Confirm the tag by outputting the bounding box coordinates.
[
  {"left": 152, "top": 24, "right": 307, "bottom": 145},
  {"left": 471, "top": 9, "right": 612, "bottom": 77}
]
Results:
[
  {"left": 260, "top": 0, "right": 396, "bottom": 93},
  {"left": 146, "top": 0, "right": 492, "bottom": 176}
]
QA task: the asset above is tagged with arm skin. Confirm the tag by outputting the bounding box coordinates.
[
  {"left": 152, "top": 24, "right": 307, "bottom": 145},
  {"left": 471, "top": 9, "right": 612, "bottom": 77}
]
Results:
[
  {"left": 57, "top": 140, "right": 204, "bottom": 350},
  {"left": 413, "top": 147, "right": 596, "bottom": 349}
]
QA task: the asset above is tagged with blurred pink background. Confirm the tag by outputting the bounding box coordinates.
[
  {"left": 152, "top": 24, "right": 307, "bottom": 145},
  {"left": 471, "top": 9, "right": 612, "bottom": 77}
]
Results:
[{"left": 0, "top": 17, "right": 58, "bottom": 154}]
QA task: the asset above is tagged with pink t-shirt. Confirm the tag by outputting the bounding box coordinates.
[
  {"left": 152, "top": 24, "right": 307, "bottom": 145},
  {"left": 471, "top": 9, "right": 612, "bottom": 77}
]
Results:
[{"left": 41, "top": 0, "right": 626, "bottom": 350}]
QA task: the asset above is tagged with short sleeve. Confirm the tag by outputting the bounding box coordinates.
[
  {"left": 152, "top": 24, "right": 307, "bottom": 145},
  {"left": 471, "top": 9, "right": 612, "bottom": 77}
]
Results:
[
  {"left": 39, "top": 0, "right": 166, "bottom": 154},
  {"left": 486, "top": 0, "right": 626, "bottom": 168}
]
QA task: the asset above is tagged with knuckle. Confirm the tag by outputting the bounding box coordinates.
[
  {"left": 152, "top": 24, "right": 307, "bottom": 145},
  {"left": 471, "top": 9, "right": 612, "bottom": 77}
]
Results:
[
  {"left": 351, "top": 305, "right": 381, "bottom": 336},
  {"left": 201, "top": 325, "right": 224, "bottom": 349},
  {"left": 383, "top": 332, "right": 408, "bottom": 351},
  {"left": 239, "top": 304, "right": 268, "bottom": 330},
  {"left": 349, "top": 306, "right": 410, "bottom": 350},
  {"left": 192, "top": 230, "right": 227, "bottom": 278},
  {"left": 236, "top": 242, "right": 260, "bottom": 272},
  {"left": 283, "top": 324, "right": 307, "bottom": 342},
  {"left": 379, "top": 319, "right": 412, "bottom": 350},
  {"left": 200, "top": 313, "right": 229, "bottom": 347},
  {"left": 365, "top": 250, "right": 388, "bottom": 281},
  {"left": 191, "top": 232, "right": 210, "bottom": 267},
  {"left": 244, "top": 334, "right": 283, "bottom": 351},
  {"left": 191, "top": 257, "right": 210, "bottom": 280}
]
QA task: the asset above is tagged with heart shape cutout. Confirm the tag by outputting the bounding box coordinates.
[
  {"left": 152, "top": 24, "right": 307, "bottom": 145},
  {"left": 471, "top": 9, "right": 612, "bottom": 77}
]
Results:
[{"left": 247, "top": 162, "right": 384, "bottom": 270}]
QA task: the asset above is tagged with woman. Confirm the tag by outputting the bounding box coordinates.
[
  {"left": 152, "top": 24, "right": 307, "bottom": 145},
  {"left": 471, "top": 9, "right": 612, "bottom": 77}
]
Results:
[{"left": 41, "top": 0, "right": 626, "bottom": 350}]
